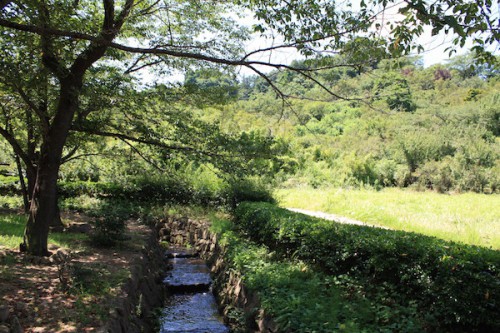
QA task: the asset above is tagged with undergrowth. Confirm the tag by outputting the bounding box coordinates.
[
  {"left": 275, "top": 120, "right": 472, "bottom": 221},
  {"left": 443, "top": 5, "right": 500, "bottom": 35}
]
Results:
[
  {"left": 212, "top": 215, "right": 424, "bottom": 332},
  {"left": 233, "top": 202, "right": 500, "bottom": 332}
]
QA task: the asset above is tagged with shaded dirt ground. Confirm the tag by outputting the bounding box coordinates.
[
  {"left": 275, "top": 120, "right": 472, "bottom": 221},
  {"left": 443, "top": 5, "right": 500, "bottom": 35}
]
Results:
[{"left": 0, "top": 214, "right": 150, "bottom": 333}]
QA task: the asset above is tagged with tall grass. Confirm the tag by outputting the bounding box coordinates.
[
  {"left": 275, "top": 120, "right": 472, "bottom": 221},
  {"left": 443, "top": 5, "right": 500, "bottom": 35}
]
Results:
[{"left": 276, "top": 187, "right": 500, "bottom": 249}]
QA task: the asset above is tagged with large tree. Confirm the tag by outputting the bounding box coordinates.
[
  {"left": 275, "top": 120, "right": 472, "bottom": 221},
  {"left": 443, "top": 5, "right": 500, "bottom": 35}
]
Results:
[{"left": 0, "top": 0, "right": 498, "bottom": 255}]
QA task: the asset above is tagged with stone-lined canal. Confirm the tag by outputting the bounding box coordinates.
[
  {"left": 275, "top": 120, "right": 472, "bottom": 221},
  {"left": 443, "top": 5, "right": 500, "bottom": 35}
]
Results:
[{"left": 159, "top": 247, "right": 229, "bottom": 333}]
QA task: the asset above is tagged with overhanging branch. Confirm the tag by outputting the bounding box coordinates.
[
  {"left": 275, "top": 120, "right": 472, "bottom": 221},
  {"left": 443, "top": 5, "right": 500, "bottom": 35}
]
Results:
[
  {"left": 118, "top": 137, "right": 165, "bottom": 172},
  {"left": 72, "top": 127, "right": 222, "bottom": 157}
]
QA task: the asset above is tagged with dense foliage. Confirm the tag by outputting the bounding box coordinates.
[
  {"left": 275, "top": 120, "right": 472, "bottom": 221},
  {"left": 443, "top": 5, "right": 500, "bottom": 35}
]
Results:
[
  {"left": 1, "top": 0, "right": 498, "bottom": 254},
  {"left": 58, "top": 175, "right": 275, "bottom": 210},
  {"left": 234, "top": 202, "right": 500, "bottom": 332},
  {"left": 215, "top": 55, "right": 500, "bottom": 193}
]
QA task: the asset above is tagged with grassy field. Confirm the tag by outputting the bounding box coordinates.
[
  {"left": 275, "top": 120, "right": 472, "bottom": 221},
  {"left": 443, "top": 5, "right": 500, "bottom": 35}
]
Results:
[
  {"left": 276, "top": 187, "right": 500, "bottom": 250},
  {"left": 0, "top": 213, "right": 87, "bottom": 249}
]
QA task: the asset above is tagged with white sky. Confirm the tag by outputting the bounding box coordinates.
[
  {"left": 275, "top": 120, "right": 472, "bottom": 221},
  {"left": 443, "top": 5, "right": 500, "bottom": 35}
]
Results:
[
  {"left": 237, "top": 2, "right": 499, "bottom": 74},
  {"left": 139, "top": 3, "right": 498, "bottom": 84}
]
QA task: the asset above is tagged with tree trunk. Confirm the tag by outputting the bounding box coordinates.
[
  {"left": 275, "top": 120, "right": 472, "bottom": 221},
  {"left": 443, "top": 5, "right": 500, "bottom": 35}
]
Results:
[
  {"left": 14, "top": 153, "right": 30, "bottom": 213},
  {"left": 23, "top": 80, "right": 80, "bottom": 256},
  {"left": 23, "top": 152, "right": 59, "bottom": 256},
  {"left": 51, "top": 201, "right": 64, "bottom": 231}
]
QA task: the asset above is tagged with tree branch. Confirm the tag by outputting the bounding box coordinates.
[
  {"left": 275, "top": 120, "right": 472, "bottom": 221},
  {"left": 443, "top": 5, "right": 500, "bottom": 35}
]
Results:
[
  {"left": 13, "top": 84, "right": 50, "bottom": 134},
  {"left": 38, "top": 2, "right": 68, "bottom": 79},
  {"left": 0, "top": 126, "right": 36, "bottom": 176},
  {"left": 118, "top": 137, "right": 165, "bottom": 172},
  {"left": 72, "top": 127, "right": 222, "bottom": 157},
  {"left": 61, "top": 145, "right": 79, "bottom": 164},
  {"left": 0, "top": 18, "right": 345, "bottom": 69},
  {"left": 61, "top": 152, "right": 103, "bottom": 165},
  {"left": 70, "top": 0, "right": 134, "bottom": 78}
]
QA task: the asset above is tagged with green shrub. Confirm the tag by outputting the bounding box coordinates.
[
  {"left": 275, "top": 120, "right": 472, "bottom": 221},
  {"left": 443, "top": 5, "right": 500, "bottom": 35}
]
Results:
[
  {"left": 85, "top": 201, "right": 130, "bottom": 246},
  {"left": 415, "top": 159, "right": 454, "bottom": 192},
  {"left": 222, "top": 178, "right": 275, "bottom": 210},
  {"left": 0, "top": 175, "right": 21, "bottom": 196},
  {"left": 59, "top": 174, "right": 226, "bottom": 207},
  {"left": 213, "top": 217, "right": 420, "bottom": 332},
  {"left": 90, "top": 215, "right": 126, "bottom": 246},
  {"left": 234, "top": 202, "right": 500, "bottom": 332}
]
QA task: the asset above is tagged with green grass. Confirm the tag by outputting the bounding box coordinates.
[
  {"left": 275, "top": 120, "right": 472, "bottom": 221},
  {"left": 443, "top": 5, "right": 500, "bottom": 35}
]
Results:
[
  {"left": 0, "top": 213, "right": 87, "bottom": 249},
  {"left": 0, "top": 195, "right": 23, "bottom": 210},
  {"left": 276, "top": 187, "right": 500, "bottom": 249},
  {"left": 0, "top": 174, "right": 19, "bottom": 183}
]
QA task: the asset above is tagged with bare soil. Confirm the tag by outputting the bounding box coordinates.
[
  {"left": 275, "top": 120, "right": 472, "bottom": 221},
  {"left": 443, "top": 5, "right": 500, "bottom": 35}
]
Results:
[{"left": 0, "top": 216, "right": 150, "bottom": 333}]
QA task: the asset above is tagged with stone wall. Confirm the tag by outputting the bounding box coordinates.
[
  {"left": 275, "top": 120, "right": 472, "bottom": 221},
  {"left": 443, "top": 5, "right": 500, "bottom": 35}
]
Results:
[
  {"left": 101, "top": 229, "right": 166, "bottom": 333},
  {"left": 156, "top": 216, "right": 278, "bottom": 333}
]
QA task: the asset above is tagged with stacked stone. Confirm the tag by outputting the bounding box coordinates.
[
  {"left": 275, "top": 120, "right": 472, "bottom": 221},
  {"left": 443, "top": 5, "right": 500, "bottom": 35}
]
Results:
[{"left": 157, "top": 216, "right": 278, "bottom": 333}]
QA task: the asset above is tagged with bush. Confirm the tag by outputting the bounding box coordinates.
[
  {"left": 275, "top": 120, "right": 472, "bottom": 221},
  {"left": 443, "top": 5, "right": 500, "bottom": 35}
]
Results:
[
  {"left": 86, "top": 201, "right": 129, "bottom": 246},
  {"left": 213, "top": 216, "right": 420, "bottom": 332},
  {"left": 222, "top": 178, "right": 275, "bottom": 210},
  {"left": 234, "top": 202, "right": 500, "bottom": 332},
  {"left": 415, "top": 159, "right": 454, "bottom": 192},
  {"left": 90, "top": 215, "right": 126, "bottom": 246},
  {"left": 59, "top": 178, "right": 195, "bottom": 204},
  {"left": 60, "top": 174, "right": 276, "bottom": 210}
]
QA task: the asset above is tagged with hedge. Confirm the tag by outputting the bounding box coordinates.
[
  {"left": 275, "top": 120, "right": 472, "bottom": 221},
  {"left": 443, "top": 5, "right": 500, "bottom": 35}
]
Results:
[{"left": 234, "top": 202, "right": 500, "bottom": 332}]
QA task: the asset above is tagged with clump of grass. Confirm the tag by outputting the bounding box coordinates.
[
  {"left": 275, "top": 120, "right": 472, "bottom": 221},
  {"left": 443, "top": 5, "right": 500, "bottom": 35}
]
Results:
[
  {"left": 60, "top": 195, "right": 102, "bottom": 212},
  {"left": 67, "top": 262, "right": 129, "bottom": 324},
  {"left": 0, "top": 214, "right": 26, "bottom": 249}
]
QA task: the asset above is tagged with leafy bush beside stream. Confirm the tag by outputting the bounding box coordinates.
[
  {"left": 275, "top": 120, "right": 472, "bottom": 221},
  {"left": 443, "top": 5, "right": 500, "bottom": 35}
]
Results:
[
  {"left": 212, "top": 217, "right": 426, "bottom": 332},
  {"left": 234, "top": 202, "right": 500, "bottom": 332},
  {"left": 58, "top": 176, "right": 274, "bottom": 209}
]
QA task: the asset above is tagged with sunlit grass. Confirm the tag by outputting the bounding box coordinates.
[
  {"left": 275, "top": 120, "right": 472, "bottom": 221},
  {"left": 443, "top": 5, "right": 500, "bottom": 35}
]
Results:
[
  {"left": 0, "top": 195, "right": 23, "bottom": 210},
  {"left": 0, "top": 213, "right": 87, "bottom": 250},
  {"left": 276, "top": 187, "right": 500, "bottom": 249}
]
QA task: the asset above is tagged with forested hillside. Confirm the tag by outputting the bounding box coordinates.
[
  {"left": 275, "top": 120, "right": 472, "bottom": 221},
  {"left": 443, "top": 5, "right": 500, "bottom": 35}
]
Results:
[
  {"left": 202, "top": 54, "right": 500, "bottom": 193},
  {"left": 2, "top": 53, "right": 498, "bottom": 198}
]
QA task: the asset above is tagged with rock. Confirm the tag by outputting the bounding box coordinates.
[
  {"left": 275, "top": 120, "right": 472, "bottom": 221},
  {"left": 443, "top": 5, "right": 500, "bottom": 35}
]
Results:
[
  {"left": 50, "top": 249, "right": 70, "bottom": 264},
  {"left": 0, "top": 305, "right": 8, "bottom": 322},
  {"left": 257, "top": 310, "right": 278, "bottom": 333},
  {"left": 65, "top": 223, "right": 92, "bottom": 234},
  {"left": 48, "top": 244, "right": 60, "bottom": 251},
  {"left": 0, "top": 324, "right": 9, "bottom": 333},
  {"left": 154, "top": 220, "right": 165, "bottom": 232},
  {"left": 39, "top": 257, "right": 51, "bottom": 265},
  {"left": 158, "top": 228, "right": 170, "bottom": 238},
  {"left": 29, "top": 256, "right": 41, "bottom": 265},
  {"left": 9, "top": 315, "right": 22, "bottom": 333}
]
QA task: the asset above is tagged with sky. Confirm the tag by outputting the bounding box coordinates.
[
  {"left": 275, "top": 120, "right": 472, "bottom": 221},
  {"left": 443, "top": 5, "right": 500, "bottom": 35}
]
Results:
[
  {"left": 236, "top": 1, "right": 498, "bottom": 75},
  {"left": 138, "top": 2, "right": 498, "bottom": 84}
]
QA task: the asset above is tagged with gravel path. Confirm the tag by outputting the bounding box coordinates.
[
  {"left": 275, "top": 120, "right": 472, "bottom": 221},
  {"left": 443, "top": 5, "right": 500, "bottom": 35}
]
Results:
[{"left": 286, "top": 208, "right": 384, "bottom": 228}]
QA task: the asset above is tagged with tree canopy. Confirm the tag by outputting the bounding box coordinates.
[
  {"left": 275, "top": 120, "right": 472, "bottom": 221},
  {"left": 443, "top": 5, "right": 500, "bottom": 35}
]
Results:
[{"left": 0, "top": 0, "right": 498, "bottom": 255}]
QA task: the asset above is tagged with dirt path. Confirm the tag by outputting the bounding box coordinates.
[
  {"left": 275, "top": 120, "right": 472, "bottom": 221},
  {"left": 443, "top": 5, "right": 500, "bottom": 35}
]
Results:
[{"left": 286, "top": 208, "right": 385, "bottom": 228}]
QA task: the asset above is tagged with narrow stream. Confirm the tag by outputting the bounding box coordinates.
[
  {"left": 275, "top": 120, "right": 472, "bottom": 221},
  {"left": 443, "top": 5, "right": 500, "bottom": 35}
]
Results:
[{"left": 159, "top": 247, "right": 229, "bottom": 333}]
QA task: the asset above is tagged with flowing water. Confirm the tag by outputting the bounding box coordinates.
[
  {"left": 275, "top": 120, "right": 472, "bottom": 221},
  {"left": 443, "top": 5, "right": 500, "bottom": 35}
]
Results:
[{"left": 159, "top": 247, "right": 229, "bottom": 333}]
